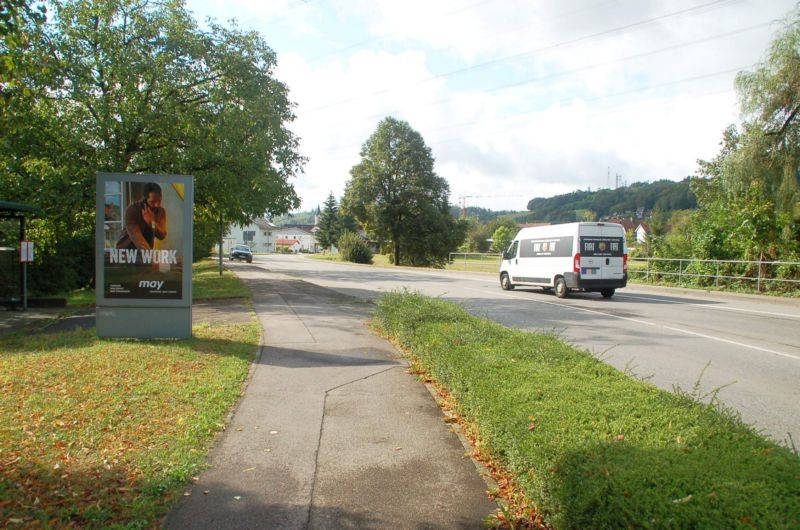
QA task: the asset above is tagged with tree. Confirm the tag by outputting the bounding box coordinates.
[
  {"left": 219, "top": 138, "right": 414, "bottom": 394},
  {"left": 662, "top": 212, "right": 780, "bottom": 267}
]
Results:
[
  {"left": 692, "top": 7, "right": 800, "bottom": 264},
  {"left": 491, "top": 225, "right": 514, "bottom": 253},
  {"left": 0, "top": 0, "right": 302, "bottom": 292},
  {"left": 342, "top": 117, "right": 464, "bottom": 266},
  {"left": 316, "top": 192, "right": 340, "bottom": 251}
]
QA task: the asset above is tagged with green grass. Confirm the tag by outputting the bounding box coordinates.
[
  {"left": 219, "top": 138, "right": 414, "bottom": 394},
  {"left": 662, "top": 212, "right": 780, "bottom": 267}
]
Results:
[
  {"left": 0, "top": 260, "right": 259, "bottom": 528},
  {"left": 374, "top": 291, "right": 800, "bottom": 529},
  {"left": 57, "top": 259, "right": 251, "bottom": 305},
  {"left": 192, "top": 259, "right": 251, "bottom": 300}
]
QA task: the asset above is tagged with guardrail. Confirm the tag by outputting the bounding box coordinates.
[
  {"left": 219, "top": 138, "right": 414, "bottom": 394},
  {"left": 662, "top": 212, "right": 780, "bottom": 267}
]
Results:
[
  {"left": 628, "top": 257, "right": 800, "bottom": 292},
  {"left": 447, "top": 252, "right": 502, "bottom": 272}
]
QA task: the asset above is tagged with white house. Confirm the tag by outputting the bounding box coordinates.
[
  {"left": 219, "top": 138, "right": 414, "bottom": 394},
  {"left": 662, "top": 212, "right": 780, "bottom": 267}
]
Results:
[
  {"left": 274, "top": 226, "right": 317, "bottom": 253},
  {"left": 224, "top": 218, "right": 278, "bottom": 254}
]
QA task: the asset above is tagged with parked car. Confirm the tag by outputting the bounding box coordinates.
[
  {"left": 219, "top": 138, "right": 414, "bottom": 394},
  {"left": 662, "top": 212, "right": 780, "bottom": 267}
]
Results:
[{"left": 229, "top": 244, "right": 253, "bottom": 263}]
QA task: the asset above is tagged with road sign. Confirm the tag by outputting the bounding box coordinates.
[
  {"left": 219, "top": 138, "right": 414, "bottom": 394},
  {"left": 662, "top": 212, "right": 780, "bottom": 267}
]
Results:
[{"left": 19, "top": 241, "right": 34, "bottom": 263}]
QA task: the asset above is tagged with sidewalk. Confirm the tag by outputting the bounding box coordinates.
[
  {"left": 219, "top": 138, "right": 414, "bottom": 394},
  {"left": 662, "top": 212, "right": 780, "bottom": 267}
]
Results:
[{"left": 164, "top": 267, "right": 497, "bottom": 529}]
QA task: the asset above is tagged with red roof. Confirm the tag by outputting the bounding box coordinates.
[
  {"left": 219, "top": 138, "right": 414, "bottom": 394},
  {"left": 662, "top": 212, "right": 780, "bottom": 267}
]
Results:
[{"left": 276, "top": 239, "right": 300, "bottom": 245}]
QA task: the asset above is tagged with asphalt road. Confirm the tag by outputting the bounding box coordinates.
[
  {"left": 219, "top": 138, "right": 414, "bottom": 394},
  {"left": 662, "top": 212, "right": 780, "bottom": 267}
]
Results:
[{"left": 238, "top": 254, "right": 800, "bottom": 445}]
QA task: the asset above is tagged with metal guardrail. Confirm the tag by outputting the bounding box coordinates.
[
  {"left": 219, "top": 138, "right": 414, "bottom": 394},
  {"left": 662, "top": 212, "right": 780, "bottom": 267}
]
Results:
[
  {"left": 628, "top": 257, "right": 800, "bottom": 291},
  {"left": 448, "top": 252, "right": 502, "bottom": 270}
]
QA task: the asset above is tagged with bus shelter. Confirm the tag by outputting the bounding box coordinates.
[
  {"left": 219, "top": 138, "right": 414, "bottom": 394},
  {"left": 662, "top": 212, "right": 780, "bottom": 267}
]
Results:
[{"left": 0, "top": 201, "right": 36, "bottom": 310}]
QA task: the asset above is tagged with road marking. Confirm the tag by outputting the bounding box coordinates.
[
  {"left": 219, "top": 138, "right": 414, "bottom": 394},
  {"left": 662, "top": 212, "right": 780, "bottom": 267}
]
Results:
[
  {"left": 616, "top": 293, "right": 800, "bottom": 320},
  {"left": 462, "top": 286, "right": 800, "bottom": 362}
]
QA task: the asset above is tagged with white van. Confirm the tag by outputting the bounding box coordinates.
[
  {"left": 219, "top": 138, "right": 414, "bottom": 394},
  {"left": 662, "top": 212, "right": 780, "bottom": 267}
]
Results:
[{"left": 499, "top": 222, "right": 628, "bottom": 298}]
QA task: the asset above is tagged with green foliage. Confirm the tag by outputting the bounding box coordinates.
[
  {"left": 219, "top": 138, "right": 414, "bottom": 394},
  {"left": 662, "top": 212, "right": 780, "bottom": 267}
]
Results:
[
  {"left": 337, "top": 230, "right": 372, "bottom": 264},
  {"left": 689, "top": 7, "right": 800, "bottom": 265},
  {"left": 464, "top": 219, "right": 492, "bottom": 252},
  {"left": 526, "top": 179, "right": 696, "bottom": 223},
  {"left": 0, "top": 0, "right": 302, "bottom": 294},
  {"left": 374, "top": 292, "right": 800, "bottom": 529},
  {"left": 315, "top": 192, "right": 340, "bottom": 250},
  {"left": 342, "top": 117, "right": 464, "bottom": 266},
  {"left": 491, "top": 225, "right": 514, "bottom": 253}
]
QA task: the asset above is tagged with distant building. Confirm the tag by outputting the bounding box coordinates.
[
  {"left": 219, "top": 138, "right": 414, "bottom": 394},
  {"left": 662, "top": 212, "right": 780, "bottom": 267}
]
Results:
[
  {"left": 605, "top": 218, "right": 649, "bottom": 244},
  {"left": 224, "top": 218, "right": 277, "bottom": 253}
]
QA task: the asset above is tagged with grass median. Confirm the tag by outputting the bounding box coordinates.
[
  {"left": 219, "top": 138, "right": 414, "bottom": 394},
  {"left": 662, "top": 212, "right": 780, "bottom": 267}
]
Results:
[
  {"left": 0, "top": 260, "right": 259, "bottom": 528},
  {"left": 373, "top": 291, "right": 800, "bottom": 529}
]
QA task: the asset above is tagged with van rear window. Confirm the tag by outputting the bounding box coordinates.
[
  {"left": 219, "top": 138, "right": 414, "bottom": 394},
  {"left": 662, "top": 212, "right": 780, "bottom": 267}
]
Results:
[
  {"left": 520, "top": 236, "right": 573, "bottom": 258},
  {"left": 580, "top": 237, "right": 624, "bottom": 257}
]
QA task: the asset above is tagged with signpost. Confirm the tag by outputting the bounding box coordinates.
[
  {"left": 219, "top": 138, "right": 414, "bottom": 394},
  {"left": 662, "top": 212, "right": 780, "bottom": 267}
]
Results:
[{"left": 95, "top": 173, "right": 194, "bottom": 338}]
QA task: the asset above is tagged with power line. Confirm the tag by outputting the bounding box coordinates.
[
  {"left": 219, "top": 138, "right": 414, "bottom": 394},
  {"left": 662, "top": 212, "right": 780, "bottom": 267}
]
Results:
[{"left": 306, "top": 0, "right": 738, "bottom": 113}]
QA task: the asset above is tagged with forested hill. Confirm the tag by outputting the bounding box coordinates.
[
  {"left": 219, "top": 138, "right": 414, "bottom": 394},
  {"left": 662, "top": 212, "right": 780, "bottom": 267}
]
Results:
[{"left": 526, "top": 178, "right": 696, "bottom": 223}]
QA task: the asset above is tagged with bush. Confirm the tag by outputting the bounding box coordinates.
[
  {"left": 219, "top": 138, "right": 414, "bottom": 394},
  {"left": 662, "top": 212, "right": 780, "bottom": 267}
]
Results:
[{"left": 338, "top": 231, "right": 372, "bottom": 264}]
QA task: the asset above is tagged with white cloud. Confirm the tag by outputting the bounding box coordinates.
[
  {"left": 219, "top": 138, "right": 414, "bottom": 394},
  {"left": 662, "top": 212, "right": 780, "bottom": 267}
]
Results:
[{"left": 185, "top": 0, "right": 798, "bottom": 212}]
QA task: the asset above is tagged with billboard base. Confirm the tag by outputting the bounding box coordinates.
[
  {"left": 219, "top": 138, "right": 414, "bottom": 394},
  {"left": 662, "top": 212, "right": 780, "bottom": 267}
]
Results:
[{"left": 97, "top": 306, "right": 192, "bottom": 339}]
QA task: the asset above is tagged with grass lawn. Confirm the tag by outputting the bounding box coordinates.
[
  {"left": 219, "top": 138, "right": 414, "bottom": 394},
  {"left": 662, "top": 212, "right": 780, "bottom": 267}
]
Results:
[
  {"left": 0, "top": 261, "right": 259, "bottom": 528},
  {"left": 374, "top": 291, "right": 800, "bottom": 529}
]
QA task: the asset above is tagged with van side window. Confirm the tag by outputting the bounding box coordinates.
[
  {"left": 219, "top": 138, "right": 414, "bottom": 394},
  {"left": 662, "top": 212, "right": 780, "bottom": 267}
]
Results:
[{"left": 506, "top": 240, "right": 518, "bottom": 259}]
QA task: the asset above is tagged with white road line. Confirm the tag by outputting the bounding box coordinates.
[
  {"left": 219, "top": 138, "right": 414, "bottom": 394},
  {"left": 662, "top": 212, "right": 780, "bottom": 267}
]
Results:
[
  {"left": 462, "top": 286, "right": 800, "bottom": 362},
  {"left": 616, "top": 293, "right": 800, "bottom": 320}
]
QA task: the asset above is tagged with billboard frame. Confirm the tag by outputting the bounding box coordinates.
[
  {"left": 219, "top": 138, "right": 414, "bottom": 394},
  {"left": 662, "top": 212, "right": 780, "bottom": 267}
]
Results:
[{"left": 95, "top": 172, "right": 194, "bottom": 338}]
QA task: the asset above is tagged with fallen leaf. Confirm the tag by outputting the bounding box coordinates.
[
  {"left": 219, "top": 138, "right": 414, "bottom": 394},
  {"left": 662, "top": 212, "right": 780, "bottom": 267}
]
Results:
[
  {"left": 203, "top": 490, "right": 210, "bottom": 495},
  {"left": 527, "top": 423, "right": 536, "bottom": 431},
  {"left": 242, "top": 467, "right": 256, "bottom": 473},
  {"left": 672, "top": 494, "right": 692, "bottom": 504},
  {"left": 269, "top": 430, "right": 279, "bottom": 435},
  {"left": 183, "top": 492, "right": 191, "bottom": 497},
  {"left": 615, "top": 434, "right": 625, "bottom": 442},
  {"left": 234, "top": 496, "right": 242, "bottom": 501}
]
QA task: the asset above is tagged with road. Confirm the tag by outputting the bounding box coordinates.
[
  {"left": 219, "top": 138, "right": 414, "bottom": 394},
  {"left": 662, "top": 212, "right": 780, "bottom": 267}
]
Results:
[{"left": 236, "top": 254, "right": 800, "bottom": 445}]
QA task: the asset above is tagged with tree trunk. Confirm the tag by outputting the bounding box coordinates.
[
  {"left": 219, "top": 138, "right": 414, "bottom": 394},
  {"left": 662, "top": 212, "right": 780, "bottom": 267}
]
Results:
[{"left": 394, "top": 240, "right": 400, "bottom": 266}]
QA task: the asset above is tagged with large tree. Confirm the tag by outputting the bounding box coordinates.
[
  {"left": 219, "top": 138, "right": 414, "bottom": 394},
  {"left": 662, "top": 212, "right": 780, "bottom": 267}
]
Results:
[
  {"left": 341, "top": 117, "right": 464, "bottom": 266},
  {"left": 0, "top": 0, "right": 302, "bottom": 291},
  {"left": 693, "top": 7, "right": 800, "bottom": 264}
]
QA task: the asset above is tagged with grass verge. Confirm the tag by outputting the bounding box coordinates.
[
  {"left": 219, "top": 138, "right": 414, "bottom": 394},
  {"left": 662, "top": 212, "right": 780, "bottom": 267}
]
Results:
[
  {"left": 373, "top": 291, "right": 800, "bottom": 529},
  {"left": 1, "top": 260, "right": 259, "bottom": 528},
  {"left": 192, "top": 259, "right": 251, "bottom": 300}
]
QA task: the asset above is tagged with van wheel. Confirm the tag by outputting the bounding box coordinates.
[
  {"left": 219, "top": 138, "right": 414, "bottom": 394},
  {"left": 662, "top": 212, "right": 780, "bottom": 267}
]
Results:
[
  {"left": 554, "top": 277, "right": 569, "bottom": 298},
  {"left": 601, "top": 288, "right": 615, "bottom": 298},
  {"left": 500, "top": 273, "right": 514, "bottom": 291}
]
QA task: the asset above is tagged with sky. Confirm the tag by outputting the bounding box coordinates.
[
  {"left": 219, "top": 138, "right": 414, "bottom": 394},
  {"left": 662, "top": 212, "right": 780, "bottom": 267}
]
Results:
[{"left": 183, "top": 0, "right": 799, "bottom": 213}]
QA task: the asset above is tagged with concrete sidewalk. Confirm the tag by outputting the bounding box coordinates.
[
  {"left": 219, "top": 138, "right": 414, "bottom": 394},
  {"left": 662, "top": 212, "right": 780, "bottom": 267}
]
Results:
[{"left": 164, "top": 267, "right": 496, "bottom": 529}]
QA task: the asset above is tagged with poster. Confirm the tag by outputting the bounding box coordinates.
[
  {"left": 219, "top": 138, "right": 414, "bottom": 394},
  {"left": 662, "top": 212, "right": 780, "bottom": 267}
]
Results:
[{"left": 102, "top": 178, "right": 187, "bottom": 299}]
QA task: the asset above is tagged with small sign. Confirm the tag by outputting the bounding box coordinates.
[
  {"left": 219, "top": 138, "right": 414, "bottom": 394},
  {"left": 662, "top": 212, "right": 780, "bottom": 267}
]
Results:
[{"left": 20, "top": 241, "right": 34, "bottom": 263}]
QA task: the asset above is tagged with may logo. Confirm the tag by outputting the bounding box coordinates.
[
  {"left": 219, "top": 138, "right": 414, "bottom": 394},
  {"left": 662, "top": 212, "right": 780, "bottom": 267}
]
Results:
[{"left": 139, "top": 280, "right": 165, "bottom": 290}]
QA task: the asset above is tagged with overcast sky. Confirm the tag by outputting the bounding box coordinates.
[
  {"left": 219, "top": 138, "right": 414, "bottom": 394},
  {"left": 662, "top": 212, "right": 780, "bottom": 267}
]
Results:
[{"left": 183, "top": 0, "right": 798, "bottom": 212}]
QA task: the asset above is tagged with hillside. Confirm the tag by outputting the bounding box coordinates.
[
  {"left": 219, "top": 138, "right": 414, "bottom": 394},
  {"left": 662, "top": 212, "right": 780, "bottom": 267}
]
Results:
[{"left": 526, "top": 178, "right": 695, "bottom": 223}]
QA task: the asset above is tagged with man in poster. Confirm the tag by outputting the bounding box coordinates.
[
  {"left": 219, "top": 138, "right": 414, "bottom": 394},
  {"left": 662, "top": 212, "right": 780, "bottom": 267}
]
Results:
[{"left": 116, "top": 182, "right": 167, "bottom": 253}]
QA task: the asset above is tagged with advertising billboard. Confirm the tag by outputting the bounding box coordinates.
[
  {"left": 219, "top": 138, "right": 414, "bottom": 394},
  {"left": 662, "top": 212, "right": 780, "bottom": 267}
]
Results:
[{"left": 96, "top": 173, "right": 193, "bottom": 338}]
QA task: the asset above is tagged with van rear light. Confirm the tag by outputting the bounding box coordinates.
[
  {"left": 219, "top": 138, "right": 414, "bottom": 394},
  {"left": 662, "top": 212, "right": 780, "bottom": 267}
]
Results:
[
  {"left": 574, "top": 253, "right": 581, "bottom": 273},
  {"left": 623, "top": 253, "right": 628, "bottom": 273}
]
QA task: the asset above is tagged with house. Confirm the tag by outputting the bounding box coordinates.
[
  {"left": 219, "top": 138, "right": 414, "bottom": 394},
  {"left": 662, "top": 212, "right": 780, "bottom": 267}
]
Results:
[
  {"left": 274, "top": 225, "right": 317, "bottom": 253},
  {"left": 224, "top": 218, "right": 278, "bottom": 253},
  {"left": 605, "top": 218, "right": 649, "bottom": 244}
]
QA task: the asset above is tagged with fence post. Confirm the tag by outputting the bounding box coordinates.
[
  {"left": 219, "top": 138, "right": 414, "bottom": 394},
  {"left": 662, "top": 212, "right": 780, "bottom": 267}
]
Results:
[
  {"left": 757, "top": 259, "right": 762, "bottom": 293},
  {"left": 715, "top": 261, "right": 719, "bottom": 288},
  {"left": 646, "top": 258, "right": 650, "bottom": 282}
]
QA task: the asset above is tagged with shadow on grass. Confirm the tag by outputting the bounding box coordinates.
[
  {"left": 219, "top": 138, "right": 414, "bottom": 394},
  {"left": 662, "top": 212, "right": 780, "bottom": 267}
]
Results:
[
  {"left": 548, "top": 439, "right": 800, "bottom": 528},
  {"left": 0, "top": 325, "right": 258, "bottom": 361},
  {"left": 0, "top": 459, "right": 186, "bottom": 528}
]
